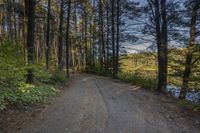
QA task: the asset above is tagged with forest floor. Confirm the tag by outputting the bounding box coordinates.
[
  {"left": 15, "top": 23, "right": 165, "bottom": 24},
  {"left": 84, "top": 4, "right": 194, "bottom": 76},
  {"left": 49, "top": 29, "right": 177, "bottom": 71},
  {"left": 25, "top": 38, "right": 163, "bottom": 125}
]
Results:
[{"left": 1, "top": 73, "right": 200, "bottom": 133}]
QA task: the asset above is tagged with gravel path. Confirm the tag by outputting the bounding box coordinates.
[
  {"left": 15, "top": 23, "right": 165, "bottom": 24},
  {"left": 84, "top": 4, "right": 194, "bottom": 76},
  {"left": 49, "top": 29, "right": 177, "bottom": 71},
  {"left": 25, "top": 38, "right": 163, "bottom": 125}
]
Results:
[{"left": 19, "top": 73, "right": 200, "bottom": 133}]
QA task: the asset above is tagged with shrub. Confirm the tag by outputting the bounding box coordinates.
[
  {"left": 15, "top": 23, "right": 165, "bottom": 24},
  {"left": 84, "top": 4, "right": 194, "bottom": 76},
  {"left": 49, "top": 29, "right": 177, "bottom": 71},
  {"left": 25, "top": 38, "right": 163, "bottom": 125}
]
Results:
[
  {"left": 118, "top": 72, "right": 157, "bottom": 90},
  {"left": 34, "top": 66, "right": 52, "bottom": 84},
  {"left": 16, "top": 83, "right": 59, "bottom": 104},
  {"left": 0, "top": 39, "right": 66, "bottom": 111},
  {"left": 0, "top": 39, "right": 25, "bottom": 89},
  {"left": 49, "top": 70, "right": 67, "bottom": 85},
  {"left": 0, "top": 83, "right": 60, "bottom": 110}
]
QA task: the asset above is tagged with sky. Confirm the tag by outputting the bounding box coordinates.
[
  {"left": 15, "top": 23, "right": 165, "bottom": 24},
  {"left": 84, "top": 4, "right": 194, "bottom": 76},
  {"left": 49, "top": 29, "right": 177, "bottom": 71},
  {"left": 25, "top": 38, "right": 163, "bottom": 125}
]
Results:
[{"left": 121, "top": 0, "right": 200, "bottom": 53}]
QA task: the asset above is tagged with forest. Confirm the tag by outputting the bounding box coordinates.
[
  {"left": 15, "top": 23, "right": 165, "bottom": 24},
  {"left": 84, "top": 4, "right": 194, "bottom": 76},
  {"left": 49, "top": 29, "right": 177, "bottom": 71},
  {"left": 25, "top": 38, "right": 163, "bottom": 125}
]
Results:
[{"left": 0, "top": 0, "right": 200, "bottom": 132}]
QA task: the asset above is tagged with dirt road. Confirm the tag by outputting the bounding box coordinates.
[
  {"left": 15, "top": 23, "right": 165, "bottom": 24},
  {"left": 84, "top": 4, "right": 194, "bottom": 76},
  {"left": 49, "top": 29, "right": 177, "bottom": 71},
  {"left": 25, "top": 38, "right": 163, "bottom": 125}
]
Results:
[{"left": 20, "top": 73, "right": 200, "bottom": 133}]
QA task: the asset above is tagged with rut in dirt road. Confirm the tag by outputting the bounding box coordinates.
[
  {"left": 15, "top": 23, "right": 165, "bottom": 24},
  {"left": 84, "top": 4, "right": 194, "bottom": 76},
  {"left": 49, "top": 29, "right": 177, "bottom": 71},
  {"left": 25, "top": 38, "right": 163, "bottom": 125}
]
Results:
[{"left": 20, "top": 73, "right": 200, "bottom": 133}]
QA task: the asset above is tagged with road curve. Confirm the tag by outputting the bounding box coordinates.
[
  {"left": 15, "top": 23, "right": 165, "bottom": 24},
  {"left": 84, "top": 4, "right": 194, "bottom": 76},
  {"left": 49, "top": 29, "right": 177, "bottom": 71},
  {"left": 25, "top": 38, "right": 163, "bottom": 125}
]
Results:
[{"left": 20, "top": 73, "right": 200, "bottom": 133}]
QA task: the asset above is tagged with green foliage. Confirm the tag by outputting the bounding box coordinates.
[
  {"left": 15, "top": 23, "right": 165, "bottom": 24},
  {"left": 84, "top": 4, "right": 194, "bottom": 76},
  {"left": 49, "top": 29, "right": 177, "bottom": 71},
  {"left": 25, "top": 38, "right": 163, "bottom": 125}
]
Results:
[
  {"left": 49, "top": 70, "right": 68, "bottom": 85},
  {"left": 85, "top": 62, "right": 114, "bottom": 77},
  {"left": 118, "top": 72, "right": 157, "bottom": 90},
  {"left": 0, "top": 39, "right": 67, "bottom": 111},
  {"left": 0, "top": 83, "right": 59, "bottom": 110},
  {"left": 120, "top": 48, "right": 200, "bottom": 90},
  {"left": 86, "top": 64, "right": 102, "bottom": 75},
  {"left": 16, "top": 83, "right": 59, "bottom": 104},
  {"left": 34, "top": 66, "right": 52, "bottom": 83},
  {"left": 0, "top": 39, "right": 25, "bottom": 89},
  {"left": 0, "top": 88, "right": 14, "bottom": 110}
]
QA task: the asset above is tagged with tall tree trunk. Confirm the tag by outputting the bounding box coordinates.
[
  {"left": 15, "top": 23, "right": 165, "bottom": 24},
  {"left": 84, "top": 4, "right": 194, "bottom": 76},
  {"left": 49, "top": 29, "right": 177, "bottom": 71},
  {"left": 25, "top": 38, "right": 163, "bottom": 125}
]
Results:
[
  {"left": 99, "top": 0, "right": 106, "bottom": 72},
  {"left": 7, "top": 0, "right": 13, "bottom": 40},
  {"left": 0, "top": 1, "right": 3, "bottom": 38},
  {"left": 25, "top": 0, "right": 36, "bottom": 83},
  {"left": 22, "top": 0, "right": 27, "bottom": 63},
  {"left": 58, "top": 0, "right": 64, "bottom": 70},
  {"left": 92, "top": 25, "right": 95, "bottom": 68},
  {"left": 84, "top": 14, "right": 88, "bottom": 71},
  {"left": 106, "top": 1, "right": 110, "bottom": 72},
  {"left": 154, "top": 0, "right": 168, "bottom": 91},
  {"left": 2, "top": 3, "right": 6, "bottom": 34},
  {"left": 13, "top": 0, "right": 17, "bottom": 40},
  {"left": 116, "top": 0, "right": 120, "bottom": 76},
  {"left": 111, "top": 0, "right": 116, "bottom": 77},
  {"left": 89, "top": 21, "right": 92, "bottom": 69},
  {"left": 180, "top": 0, "right": 200, "bottom": 99},
  {"left": 81, "top": 21, "right": 84, "bottom": 67},
  {"left": 159, "top": 0, "right": 168, "bottom": 91},
  {"left": 45, "top": 0, "right": 51, "bottom": 69},
  {"left": 66, "top": 0, "right": 71, "bottom": 77}
]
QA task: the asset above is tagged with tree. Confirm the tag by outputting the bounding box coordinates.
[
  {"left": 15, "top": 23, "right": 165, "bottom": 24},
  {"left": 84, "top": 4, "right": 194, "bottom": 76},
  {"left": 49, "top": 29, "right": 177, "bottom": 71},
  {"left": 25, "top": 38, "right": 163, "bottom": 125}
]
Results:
[
  {"left": 148, "top": 0, "right": 168, "bottom": 91},
  {"left": 46, "top": 0, "right": 51, "bottom": 69},
  {"left": 111, "top": 0, "right": 116, "bottom": 77},
  {"left": 66, "top": 0, "right": 71, "bottom": 77},
  {"left": 25, "top": 0, "right": 36, "bottom": 83},
  {"left": 58, "top": 0, "right": 64, "bottom": 70},
  {"left": 98, "top": 0, "right": 106, "bottom": 72},
  {"left": 179, "top": 0, "right": 200, "bottom": 99},
  {"left": 116, "top": 0, "right": 120, "bottom": 76}
]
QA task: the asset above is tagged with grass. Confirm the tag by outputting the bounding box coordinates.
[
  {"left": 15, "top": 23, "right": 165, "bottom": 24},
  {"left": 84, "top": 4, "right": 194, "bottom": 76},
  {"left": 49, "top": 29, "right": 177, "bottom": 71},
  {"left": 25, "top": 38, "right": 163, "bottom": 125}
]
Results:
[{"left": 118, "top": 72, "right": 157, "bottom": 91}]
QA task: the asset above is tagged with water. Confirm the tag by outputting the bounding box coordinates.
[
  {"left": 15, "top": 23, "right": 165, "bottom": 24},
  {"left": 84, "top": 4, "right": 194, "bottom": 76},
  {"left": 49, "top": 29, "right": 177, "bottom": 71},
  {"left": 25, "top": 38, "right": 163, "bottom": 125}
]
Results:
[{"left": 165, "top": 85, "right": 200, "bottom": 103}]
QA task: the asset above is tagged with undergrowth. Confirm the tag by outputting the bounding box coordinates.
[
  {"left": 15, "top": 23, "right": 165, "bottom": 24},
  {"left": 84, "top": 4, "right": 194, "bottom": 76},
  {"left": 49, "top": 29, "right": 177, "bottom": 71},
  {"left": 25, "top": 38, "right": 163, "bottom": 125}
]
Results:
[
  {"left": 118, "top": 72, "right": 157, "bottom": 91},
  {"left": 0, "top": 69, "right": 67, "bottom": 110},
  {"left": 177, "top": 99, "right": 200, "bottom": 112},
  {"left": 0, "top": 39, "right": 67, "bottom": 110}
]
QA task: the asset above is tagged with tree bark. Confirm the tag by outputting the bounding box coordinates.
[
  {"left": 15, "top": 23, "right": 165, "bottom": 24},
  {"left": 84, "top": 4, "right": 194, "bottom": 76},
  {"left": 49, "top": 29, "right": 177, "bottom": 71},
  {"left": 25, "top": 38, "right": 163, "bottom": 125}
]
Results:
[
  {"left": 99, "top": 0, "right": 106, "bottom": 72},
  {"left": 84, "top": 14, "right": 88, "bottom": 71},
  {"left": 106, "top": 1, "right": 110, "bottom": 72},
  {"left": 46, "top": 0, "right": 51, "bottom": 69},
  {"left": 159, "top": 0, "right": 168, "bottom": 91},
  {"left": 153, "top": 0, "right": 168, "bottom": 91},
  {"left": 58, "top": 0, "right": 64, "bottom": 70},
  {"left": 111, "top": 0, "right": 116, "bottom": 77},
  {"left": 66, "top": 0, "right": 71, "bottom": 77},
  {"left": 25, "top": 0, "right": 36, "bottom": 83},
  {"left": 116, "top": 0, "right": 120, "bottom": 76}
]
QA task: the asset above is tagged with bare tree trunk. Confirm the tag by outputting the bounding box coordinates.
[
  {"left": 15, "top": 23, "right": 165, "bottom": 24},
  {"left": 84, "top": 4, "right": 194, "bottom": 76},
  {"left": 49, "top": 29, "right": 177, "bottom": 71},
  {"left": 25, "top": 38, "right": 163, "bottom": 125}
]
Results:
[
  {"left": 89, "top": 20, "right": 92, "bottom": 69},
  {"left": 116, "top": 0, "right": 120, "bottom": 76},
  {"left": 153, "top": 0, "right": 168, "bottom": 91},
  {"left": 7, "top": 0, "right": 13, "bottom": 40},
  {"left": 99, "top": 0, "right": 106, "bottom": 72},
  {"left": 45, "top": 0, "right": 51, "bottom": 69},
  {"left": 13, "top": 0, "right": 17, "bottom": 40},
  {"left": 81, "top": 21, "right": 84, "bottom": 67},
  {"left": 22, "top": 0, "right": 27, "bottom": 63},
  {"left": 111, "top": 0, "right": 116, "bottom": 77},
  {"left": 25, "top": 0, "right": 36, "bottom": 83},
  {"left": 106, "top": 1, "right": 110, "bottom": 72},
  {"left": 66, "top": 0, "right": 71, "bottom": 77},
  {"left": 84, "top": 14, "right": 88, "bottom": 71},
  {"left": 58, "top": 0, "right": 64, "bottom": 70},
  {"left": 159, "top": 0, "right": 168, "bottom": 91},
  {"left": 0, "top": 1, "right": 3, "bottom": 39}
]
